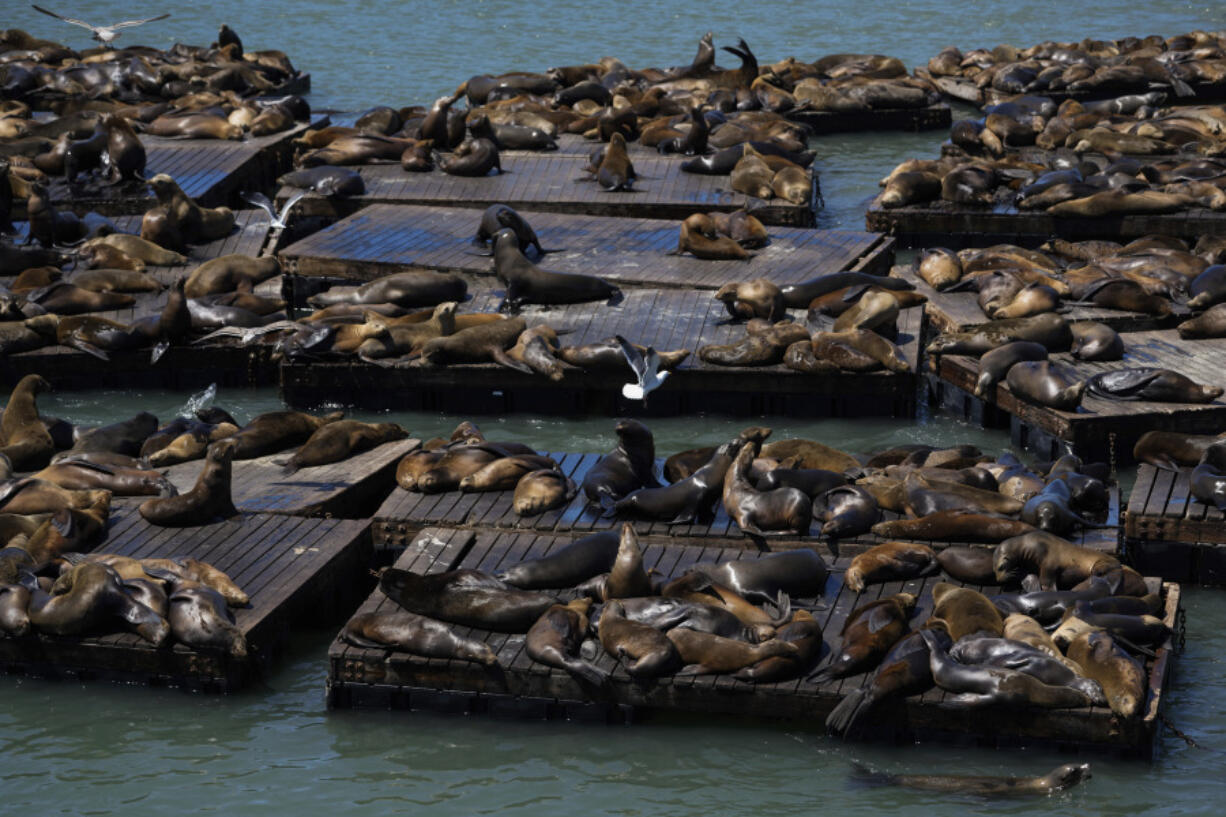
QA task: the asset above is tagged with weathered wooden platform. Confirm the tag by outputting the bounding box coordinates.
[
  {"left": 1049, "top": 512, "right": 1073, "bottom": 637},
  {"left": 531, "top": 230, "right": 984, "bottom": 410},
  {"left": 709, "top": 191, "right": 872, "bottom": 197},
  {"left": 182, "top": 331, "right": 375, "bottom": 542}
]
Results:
[
  {"left": 787, "top": 104, "right": 952, "bottom": 134},
  {"left": 893, "top": 265, "right": 1184, "bottom": 336},
  {"left": 2, "top": 210, "right": 282, "bottom": 390},
  {"left": 136, "top": 437, "right": 420, "bottom": 518},
  {"left": 0, "top": 513, "right": 371, "bottom": 692},
  {"left": 278, "top": 154, "right": 816, "bottom": 227},
  {"left": 278, "top": 204, "right": 892, "bottom": 291},
  {"left": 280, "top": 290, "right": 921, "bottom": 418},
  {"left": 928, "top": 329, "right": 1226, "bottom": 463},
  {"left": 34, "top": 118, "right": 327, "bottom": 217},
  {"left": 327, "top": 526, "right": 1175, "bottom": 756},
  {"left": 1125, "top": 464, "right": 1226, "bottom": 585},
  {"left": 866, "top": 196, "right": 1223, "bottom": 248},
  {"left": 370, "top": 448, "right": 1119, "bottom": 555}
]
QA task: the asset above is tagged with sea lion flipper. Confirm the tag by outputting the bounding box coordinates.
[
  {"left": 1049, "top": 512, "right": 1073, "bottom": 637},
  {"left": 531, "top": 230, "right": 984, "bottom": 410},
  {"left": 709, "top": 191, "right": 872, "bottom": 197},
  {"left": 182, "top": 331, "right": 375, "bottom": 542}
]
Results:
[
  {"left": 491, "top": 347, "right": 533, "bottom": 375},
  {"left": 67, "top": 339, "right": 111, "bottom": 361}
]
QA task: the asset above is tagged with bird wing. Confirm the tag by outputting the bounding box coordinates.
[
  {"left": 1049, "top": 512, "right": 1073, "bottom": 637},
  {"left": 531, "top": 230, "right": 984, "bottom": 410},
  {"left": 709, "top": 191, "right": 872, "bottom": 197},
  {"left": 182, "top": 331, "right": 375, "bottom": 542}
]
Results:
[
  {"left": 614, "top": 334, "right": 647, "bottom": 382},
  {"left": 644, "top": 347, "right": 662, "bottom": 379},
  {"left": 31, "top": 5, "right": 96, "bottom": 30},
  {"left": 277, "top": 189, "right": 310, "bottom": 224},
  {"left": 109, "top": 14, "right": 171, "bottom": 30},
  {"left": 241, "top": 191, "right": 276, "bottom": 220}
]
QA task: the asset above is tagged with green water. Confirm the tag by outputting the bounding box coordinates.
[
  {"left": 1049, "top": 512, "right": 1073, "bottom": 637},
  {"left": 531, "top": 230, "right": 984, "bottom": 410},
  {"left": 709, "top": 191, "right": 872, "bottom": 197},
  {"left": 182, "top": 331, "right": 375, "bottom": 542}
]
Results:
[{"left": 8, "top": 1, "right": 1226, "bottom": 813}]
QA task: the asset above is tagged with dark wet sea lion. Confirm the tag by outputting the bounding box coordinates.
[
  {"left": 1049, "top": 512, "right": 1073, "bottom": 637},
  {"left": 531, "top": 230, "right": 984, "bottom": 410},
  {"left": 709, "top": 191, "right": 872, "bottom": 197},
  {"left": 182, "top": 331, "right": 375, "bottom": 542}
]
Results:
[
  {"left": 67, "top": 412, "right": 159, "bottom": 457},
  {"left": 926, "top": 312, "right": 1072, "bottom": 357},
  {"left": 723, "top": 442, "right": 811, "bottom": 536},
  {"left": 1065, "top": 631, "right": 1146, "bottom": 718},
  {"left": 25, "top": 562, "right": 169, "bottom": 645},
  {"left": 994, "top": 530, "right": 1131, "bottom": 592},
  {"left": 1192, "top": 442, "right": 1226, "bottom": 510},
  {"left": 471, "top": 204, "right": 553, "bottom": 256},
  {"left": 1006, "top": 360, "right": 1085, "bottom": 410},
  {"left": 598, "top": 600, "right": 681, "bottom": 678},
  {"left": 1020, "top": 479, "right": 1102, "bottom": 535},
  {"left": 440, "top": 137, "right": 501, "bottom": 176},
  {"left": 343, "top": 610, "right": 500, "bottom": 667},
  {"left": 612, "top": 436, "right": 745, "bottom": 524},
  {"left": 526, "top": 598, "right": 606, "bottom": 685},
  {"left": 31, "top": 461, "right": 175, "bottom": 497},
  {"left": 948, "top": 637, "right": 1104, "bottom": 701},
  {"left": 164, "top": 581, "right": 246, "bottom": 657},
  {"left": 667, "top": 627, "right": 797, "bottom": 674},
  {"left": 492, "top": 229, "right": 619, "bottom": 309},
  {"left": 600, "top": 523, "right": 652, "bottom": 599},
  {"left": 229, "top": 410, "right": 344, "bottom": 460},
  {"left": 582, "top": 419, "right": 660, "bottom": 504},
  {"left": 693, "top": 549, "right": 829, "bottom": 606},
  {"left": 844, "top": 542, "right": 938, "bottom": 592},
  {"left": 810, "top": 592, "right": 915, "bottom": 681},
  {"left": 818, "top": 485, "right": 878, "bottom": 538},
  {"left": 138, "top": 441, "right": 238, "bottom": 527},
  {"left": 1086, "top": 368, "right": 1222, "bottom": 403},
  {"left": 468, "top": 114, "right": 557, "bottom": 152},
  {"left": 497, "top": 530, "right": 620, "bottom": 589},
  {"left": 277, "top": 165, "right": 365, "bottom": 197},
  {"left": 282, "top": 420, "right": 408, "bottom": 472},
  {"left": 613, "top": 596, "right": 771, "bottom": 642},
  {"left": 378, "top": 567, "right": 556, "bottom": 633},
  {"left": 779, "top": 272, "right": 913, "bottom": 310},
  {"left": 1070, "top": 321, "right": 1124, "bottom": 360},
  {"left": 991, "top": 578, "right": 1114, "bottom": 625},
  {"left": 147, "top": 174, "right": 235, "bottom": 244},
  {"left": 307, "top": 271, "right": 466, "bottom": 309},
  {"left": 852, "top": 762, "right": 1091, "bottom": 796},
  {"left": 756, "top": 467, "right": 846, "bottom": 498},
  {"left": 1134, "top": 431, "right": 1225, "bottom": 471},
  {"left": 936, "top": 547, "right": 999, "bottom": 585},
  {"left": 513, "top": 468, "right": 577, "bottom": 516},
  {"left": 974, "top": 341, "right": 1048, "bottom": 398}
]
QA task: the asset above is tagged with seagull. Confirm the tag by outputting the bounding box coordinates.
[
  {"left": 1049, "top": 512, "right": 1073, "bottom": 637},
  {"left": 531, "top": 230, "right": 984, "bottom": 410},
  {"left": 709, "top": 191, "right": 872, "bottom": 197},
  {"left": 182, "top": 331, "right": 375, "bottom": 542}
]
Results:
[
  {"left": 616, "top": 335, "right": 669, "bottom": 402},
  {"left": 242, "top": 190, "right": 308, "bottom": 230},
  {"left": 31, "top": 6, "right": 170, "bottom": 46}
]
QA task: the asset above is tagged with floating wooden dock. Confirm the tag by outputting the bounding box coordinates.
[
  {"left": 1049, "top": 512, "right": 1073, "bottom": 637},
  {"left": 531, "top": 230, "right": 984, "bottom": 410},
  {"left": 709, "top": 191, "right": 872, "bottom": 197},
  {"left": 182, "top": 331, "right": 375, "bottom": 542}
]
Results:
[
  {"left": 278, "top": 204, "right": 892, "bottom": 290},
  {"left": 371, "top": 450, "right": 1119, "bottom": 557},
  {"left": 140, "top": 437, "right": 419, "bottom": 518},
  {"left": 787, "top": 104, "right": 952, "bottom": 134},
  {"left": 3, "top": 210, "right": 282, "bottom": 390},
  {"left": 1125, "top": 464, "right": 1226, "bottom": 585},
  {"left": 278, "top": 154, "right": 816, "bottom": 227},
  {"left": 33, "top": 118, "right": 327, "bottom": 217},
  {"left": 0, "top": 513, "right": 371, "bottom": 692},
  {"left": 327, "top": 526, "right": 1175, "bottom": 756},
  {"left": 280, "top": 290, "right": 921, "bottom": 418},
  {"left": 928, "top": 329, "right": 1226, "bottom": 463},
  {"left": 892, "top": 265, "right": 1183, "bottom": 337},
  {"left": 865, "top": 196, "right": 1222, "bottom": 248}
]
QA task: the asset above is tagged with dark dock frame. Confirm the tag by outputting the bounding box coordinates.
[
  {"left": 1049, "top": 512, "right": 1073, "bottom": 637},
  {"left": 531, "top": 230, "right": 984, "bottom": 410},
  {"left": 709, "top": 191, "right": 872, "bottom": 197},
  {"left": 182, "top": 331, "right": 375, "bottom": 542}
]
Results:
[{"left": 1125, "top": 464, "right": 1226, "bottom": 585}]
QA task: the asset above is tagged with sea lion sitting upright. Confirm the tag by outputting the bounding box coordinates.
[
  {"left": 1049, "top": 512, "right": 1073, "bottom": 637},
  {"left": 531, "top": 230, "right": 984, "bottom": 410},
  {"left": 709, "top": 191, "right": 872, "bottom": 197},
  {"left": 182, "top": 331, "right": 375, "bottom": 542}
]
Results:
[
  {"left": 723, "top": 441, "right": 811, "bottom": 537},
  {"left": 147, "top": 174, "right": 235, "bottom": 244},
  {"left": 138, "top": 440, "right": 239, "bottom": 527},
  {"left": 492, "top": 229, "right": 620, "bottom": 310},
  {"left": 0, "top": 374, "right": 56, "bottom": 470},
  {"left": 592, "top": 132, "right": 635, "bottom": 191},
  {"left": 582, "top": 419, "right": 660, "bottom": 505}
]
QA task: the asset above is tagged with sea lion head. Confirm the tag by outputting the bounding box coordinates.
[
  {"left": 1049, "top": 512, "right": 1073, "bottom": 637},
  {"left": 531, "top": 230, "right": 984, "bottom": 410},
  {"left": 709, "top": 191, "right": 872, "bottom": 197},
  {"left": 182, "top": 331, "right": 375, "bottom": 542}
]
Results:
[
  {"left": 614, "top": 418, "right": 652, "bottom": 443},
  {"left": 1046, "top": 762, "right": 1091, "bottom": 790},
  {"left": 207, "top": 438, "right": 238, "bottom": 465}
]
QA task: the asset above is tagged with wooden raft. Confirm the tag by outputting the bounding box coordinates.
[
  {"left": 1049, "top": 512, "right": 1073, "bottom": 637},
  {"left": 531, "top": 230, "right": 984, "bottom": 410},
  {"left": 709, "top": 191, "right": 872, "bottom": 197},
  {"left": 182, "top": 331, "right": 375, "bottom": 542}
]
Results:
[
  {"left": 787, "top": 104, "right": 952, "bottom": 134},
  {"left": 278, "top": 204, "right": 893, "bottom": 290},
  {"left": 279, "top": 291, "right": 921, "bottom": 418},
  {"left": 865, "top": 196, "right": 1224, "bottom": 248},
  {"left": 1124, "top": 464, "right": 1226, "bottom": 585},
  {"left": 371, "top": 450, "right": 1119, "bottom": 557},
  {"left": 36, "top": 118, "right": 326, "bottom": 217},
  {"left": 327, "top": 527, "right": 1175, "bottom": 756},
  {"left": 3, "top": 210, "right": 282, "bottom": 390},
  {"left": 278, "top": 154, "right": 816, "bottom": 227},
  {"left": 0, "top": 513, "right": 371, "bottom": 692},
  {"left": 893, "top": 265, "right": 1184, "bottom": 336},
  {"left": 929, "top": 329, "right": 1226, "bottom": 463},
  {"left": 133, "top": 438, "right": 420, "bottom": 518}
]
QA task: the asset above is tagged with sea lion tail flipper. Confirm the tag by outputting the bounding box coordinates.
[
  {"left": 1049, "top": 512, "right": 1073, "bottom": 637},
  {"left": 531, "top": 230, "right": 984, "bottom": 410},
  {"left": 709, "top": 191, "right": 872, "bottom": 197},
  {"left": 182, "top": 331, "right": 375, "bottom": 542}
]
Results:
[
  {"left": 606, "top": 287, "right": 624, "bottom": 307},
  {"left": 68, "top": 340, "right": 111, "bottom": 361},
  {"left": 564, "top": 658, "right": 610, "bottom": 688},
  {"left": 807, "top": 665, "right": 833, "bottom": 683},
  {"left": 771, "top": 590, "right": 792, "bottom": 626},
  {"left": 491, "top": 347, "right": 534, "bottom": 375},
  {"left": 1112, "top": 634, "right": 1158, "bottom": 659},
  {"left": 825, "top": 688, "right": 868, "bottom": 737},
  {"left": 1171, "top": 77, "right": 1195, "bottom": 98},
  {"left": 597, "top": 493, "right": 619, "bottom": 517}
]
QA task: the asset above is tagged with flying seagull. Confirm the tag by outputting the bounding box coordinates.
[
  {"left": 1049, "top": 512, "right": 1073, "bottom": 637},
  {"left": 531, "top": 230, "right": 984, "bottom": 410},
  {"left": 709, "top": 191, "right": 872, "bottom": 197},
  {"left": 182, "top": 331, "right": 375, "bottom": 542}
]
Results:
[
  {"left": 242, "top": 190, "right": 308, "bottom": 230},
  {"left": 31, "top": 6, "right": 171, "bottom": 46},
  {"left": 616, "top": 335, "right": 669, "bottom": 402}
]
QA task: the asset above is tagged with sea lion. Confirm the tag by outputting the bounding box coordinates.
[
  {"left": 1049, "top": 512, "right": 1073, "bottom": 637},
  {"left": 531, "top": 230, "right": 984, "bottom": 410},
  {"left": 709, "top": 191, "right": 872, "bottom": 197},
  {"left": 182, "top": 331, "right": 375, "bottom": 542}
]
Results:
[
  {"left": 31, "top": 461, "right": 175, "bottom": 497},
  {"left": 675, "top": 212, "right": 754, "bottom": 258},
  {"left": 0, "top": 374, "right": 55, "bottom": 470},
  {"left": 602, "top": 523, "right": 653, "bottom": 599},
  {"left": 86, "top": 555, "right": 248, "bottom": 607},
  {"left": 832, "top": 290, "right": 899, "bottom": 334},
  {"left": 1006, "top": 360, "right": 1086, "bottom": 410},
  {"left": 65, "top": 412, "right": 159, "bottom": 457},
  {"left": 974, "top": 341, "right": 1048, "bottom": 398},
  {"left": 756, "top": 467, "right": 846, "bottom": 498},
  {"left": 818, "top": 485, "right": 879, "bottom": 538},
  {"left": 1065, "top": 631, "right": 1147, "bottom": 718},
  {"left": 378, "top": 567, "right": 556, "bottom": 633},
  {"left": 492, "top": 229, "right": 619, "bottom": 310},
  {"left": 759, "top": 439, "right": 860, "bottom": 473},
  {"left": 779, "top": 272, "right": 914, "bottom": 310},
  {"left": 281, "top": 420, "right": 408, "bottom": 472},
  {"left": 558, "top": 338, "right": 689, "bottom": 373},
  {"left": 917, "top": 248, "right": 963, "bottom": 290},
  {"left": 947, "top": 637, "right": 1102, "bottom": 701},
  {"left": 926, "top": 313, "right": 1072, "bottom": 357},
  {"left": 872, "top": 511, "right": 1034, "bottom": 542},
  {"left": 852, "top": 762, "right": 1091, "bottom": 796},
  {"left": 416, "top": 445, "right": 507, "bottom": 493},
  {"left": 0, "top": 583, "right": 31, "bottom": 636},
  {"left": 513, "top": 468, "right": 577, "bottom": 516},
  {"left": 470, "top": 204, "right": 553, "bottom": 257},
  {"left": 1070, "top": 321, "right": 1124, "bottom": 361},
  {"left": 582, "top": 419, "right": 660, "bottom": 504},
  {"left": 147, "top": 174, "right": 235, "bottom": 244},
  {"left": 184, "top": 255, "right": 280, "bottom": 298},
  {"left": 936, "top": 547, "right": 999, "bottom": 585},
  {"left": 1086, "top": 368, "right": 1222, "bottom": 403},
  {"left": 1178, "top": 304, "right": 1226, "bottom": 340},
  {"left": 611, "top": 435, "right": 745, "bottom": 525},
  {"left": 1192, "top": 442, "right": 1226, "bottom": 510},
  {"left": 138, "top": 441, "right": 238, "bottom": 527},
  {"left": 1019, "top": 479, "right": 1102, "bottom": 535},
  {"left": 458, "top": 454, "right": 559, "bottom": 492},
  {"left": 497, "top": 530, "right": 620, "bottom": 589},
  {"left": 810, "top": 592, "right": 916, "bottom": 681},
  {"left": 439, "top": 137, "right": 501, "bottom": 176},
  {"left": 714, "top": 279, "right": 784, "bottom": 320},
  {"left": 732, "top": 610, "right": 824, "bottom": 682},
  {"left": 722, "top": 442, "right": 811, "bottom": 537},
  {"left": 666, "top": 627, "right": 797, "bottom": 674},
  {"left": 844, "top": 542, "right": 938, "bottom": 593},
  {"left": 598, "top": 600, "right": 681, "bottom": 678},
  {"left": 24, "top": 282, "right": 135, "bottom": 315},
  {"left": 342, "top": 610, "right": 501, "bottom": 667},
  {"left": 0, "top": 479, "right": 109, "bottom": 517},
  {"left": 307, "top": 272, "right": 466, "bottom": 309},
  {"left": 228, "top": 410, "right": 344, "bottom": 460},
  {"left": 277, "top": 165, "right": 365, "bottom": 197},
  {"left": 592, "top": 132, "right": 635, "bottom": 191},
  {"left": 526, "top": 598, "right": 606, "bottom": 685},
  {"left": 994, "top": 531, "right": 1136, "bottom": 592},
  {"left": 418, "top": 316, "right": 528, "bottom": 371},
  {"left": 929, "top": 582, "right": 1003, "bottom": 641},
  {"left": 163, "top": 580, "right": 247, "bottom": 657}
]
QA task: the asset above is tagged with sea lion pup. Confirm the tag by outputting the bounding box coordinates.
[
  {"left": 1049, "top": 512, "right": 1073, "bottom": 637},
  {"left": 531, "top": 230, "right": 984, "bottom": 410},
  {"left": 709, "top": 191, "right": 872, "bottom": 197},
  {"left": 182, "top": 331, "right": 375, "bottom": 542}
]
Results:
[
  {"left": 377, "top": 567, "right": 556, "bottom": 633},
  {"left": 673, "top": 214, "right": 751, "bottom": 261},
  {"left": 843, "top": 542, "right": 938, "bottom": 593},
  {"left": 0, "top": 374, "right": 55, "bottom": 470},
  {"left": 582, "top": 419, "right": 660, "bottom": 504},
  {"left": 513, "top": 468, "right": 577, "bottom": 516},
  {"left": 733, "top": 609, "right": 823, "bottom": 682},
  {"left": 343, "top": 610, "right": 501, "bottom": 668},
  {"left": 184, "top": 254, "right": 281, "bottom": 298},
  {"left": 723, "top": 441, "right": 811, "bottom": 536},
  {"left": 280, "top": 420, "right": 408, "bottom": 473},
  {"left": 146, "top": 174, "right": 235, "bottom": 244},
  {"left": 228, "top": 409, "right": 344, "bottom": 459},
  {"left": 598, "top": 600, "right": 681, "bottom": 678},
  {"left": 492, "top": 229, "right": 620, "bottom": 310},
  {"left": 929, "top": 582, "right": 1003, "bottom": 640},
  {"left": 1086, "top": 368, "right": 1223, "bottom": 404},
  {"left": 526, "top": 598, "right": 608, "bottom": 686},
  {"left": 714, "top": 278, "right": 784, "bottom": 320},
  {"left": 470, "top": 204, "right": 554, "bottom": 257},
  {"left": 810, "top": 592, "right": 916, "bottom": 682},
  {"left": 1065, "top": 631, "right": 1147, "bottom": 718},
  {"left": 851, "top": 762, "right": 1091, "bottom": 796},
  {"left": 24, "top": 562, "right": 169, "bottom": 645},
  {"left": 138, "top": 441, "right": 238, "bottom": 527},
  {"left": 920, "top": 628, "right": 1095, "bottom": 710}
]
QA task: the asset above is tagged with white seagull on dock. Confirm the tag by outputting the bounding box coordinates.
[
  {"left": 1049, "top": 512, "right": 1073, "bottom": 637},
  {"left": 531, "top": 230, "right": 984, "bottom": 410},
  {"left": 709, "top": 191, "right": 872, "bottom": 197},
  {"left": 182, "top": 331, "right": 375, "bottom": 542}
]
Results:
[
  {"left": 616, "top": 335, "right": 669, "bottom": 402},
  {"left": 31, "top": 6, "right": 171, "bottom": 47},
  {"left": 242, "top": 190, "right": 309, "bottom": 230}
]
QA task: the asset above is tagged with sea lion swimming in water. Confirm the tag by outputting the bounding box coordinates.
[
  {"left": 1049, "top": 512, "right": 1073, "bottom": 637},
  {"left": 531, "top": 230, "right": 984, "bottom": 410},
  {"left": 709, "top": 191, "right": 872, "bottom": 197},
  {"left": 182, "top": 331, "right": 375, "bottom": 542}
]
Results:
[{"left": 851, "top": 762, "right": 1091, "bottom": 796}]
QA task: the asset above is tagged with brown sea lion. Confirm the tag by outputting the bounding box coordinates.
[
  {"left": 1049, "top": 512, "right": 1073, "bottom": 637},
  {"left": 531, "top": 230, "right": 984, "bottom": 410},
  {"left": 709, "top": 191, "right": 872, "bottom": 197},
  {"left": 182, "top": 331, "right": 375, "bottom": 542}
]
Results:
[
  {"left": 598, "top": 600, "right": 681, "bottom": 677},
  {"left": 164, "top": 581, "right": 247, "bottom": 657},
  {"left": 732, "top": 609, "right": 823, "bottom": 682},
  {"left": 513, "top": 468, "right": 577, "bottom": 516},
  {"left": 378, "top": 567, "right": 556, "bottom": 633},
  {"left": 25, "top": 562, "right": 169, "bottom": 645},
  {"left": 722, "top": 442, "right": 811, "bottom": 537},
  {"left": 147, "top": 174, "right": 235, "bottom": 243},
  {"left": 84, "top": 233, "right": 186, "bottom": 266},
  {"left": 592, "top": 132, "right": 635, "bottom": 191},
  {"left": 493, "top": 230, "right": 620, "bottom": 310},
  {"left": 138, "top": 441, "right": 238, "bottom": 526},
  {"left": 440, "top": 137, "right": 501, "bottom": 176},
  {"left": 844, "top": 542, "right": 938, "bottom": 592},
  {"left": 871, "top": 511, "right": 1034, "bottom": 542},
  {"left": 229, "top": 410, "right": 344, "bottom": 460},
  {"left": 184, "top": 254, "right": 280, "bottom": 298},
  {"left": 0, "top": 479, "right": 108, "bottom": 517},
  {"left": 581, "top": 419, "right": 660, "bottom": 504},
  {"left": 918, "top": 248, "right": 963, "bottom": 290},
  {"left": 1133, "top": 430, "right": 1225, "bottom": 470},
  {"left": 994, "top": 531, "right": 1138, "bottom": 592},
  {"left": 714, "top": 278, "right": 784, "bottom": 320},
  {"left": 419, "top": 315, "right": 529, "bottom": 371},
  {"left": 458, "top": 454, "right": 559, "bottom": 492},
  {"left": 936, "top": 546, "right": 999, "bottom": 585},
  {"left": 667, "top": 627, "right": 798, "bottom": 674},
  {"left": 525, "top": 598, "right": 606, "bottom": 685},
  {"left": 810, "top": 592, "right": 916, "bottom": 681},
  {"left": 30, "top": 461, "right": 175, "bottom": 497},
  {"left": 0, "top": 374, "right": 55, "bottom": 471},
  {"left": 928, "top": 582, "right": 1003, "bottom": 640},
  {"left": 1065, "top": 631, "right": 1147, "bottom": 718},
  {"left": 603, "top": 523, "right": 653, "bottom": 599},
  {"left": 760, "top": 439, "right": 859, "bottom": 472},
  {"left": 281, "top": 420, "right": 408, "bottom": 472},
  {"left": 673, "top": 214, "right": 751, "bottom": 260}
]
